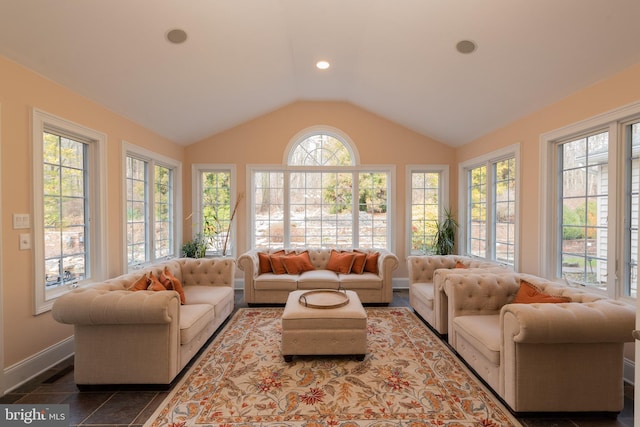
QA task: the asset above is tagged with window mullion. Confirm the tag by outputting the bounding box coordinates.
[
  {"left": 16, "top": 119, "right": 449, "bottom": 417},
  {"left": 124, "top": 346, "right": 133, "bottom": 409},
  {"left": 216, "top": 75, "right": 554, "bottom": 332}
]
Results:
[
  {"left": 284, "top": 170, "right": 291, "bottom": 248},
  {"left": 352, "top": 171, "right": 359, "bottom": 248},
  {"left": 147, "top": 160, "right": 154, "bottom": 262},
  {"left": 488, "top": 161, "right": 495, "bottom": 261}
]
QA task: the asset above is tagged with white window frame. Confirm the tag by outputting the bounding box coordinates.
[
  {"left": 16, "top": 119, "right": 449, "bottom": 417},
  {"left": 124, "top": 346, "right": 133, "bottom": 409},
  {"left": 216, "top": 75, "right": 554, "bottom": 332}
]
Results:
[
  {"left": 406, "top": 165, "right": 449, "bottom": 255},
  {"left": 32, "top": 109, "right": 108, "bottom": 314},
  {"left": 247, "top": 164, "right": 395, "bottom": 250},
  {"left": 191, "top": 164, "right": 237, "bottom": 256},
  {"left": 458, "top": 143, "right": 520, "bottom": 268},
  {"left": 121, "top": 141, "right": 182, "bottom": 271},
  {"left": 247, "top": 127, "right": 395, "bottom": 251},
  {"left": 540, "top": 100, "right": 640, "bottom": 301}
]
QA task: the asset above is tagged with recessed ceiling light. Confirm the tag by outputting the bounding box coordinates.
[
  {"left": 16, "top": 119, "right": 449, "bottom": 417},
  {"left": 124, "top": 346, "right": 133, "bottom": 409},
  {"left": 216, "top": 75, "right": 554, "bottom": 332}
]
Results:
[
  {"left": 166, "top": 29, "right": 188, "bottom": 44},
  {"left": 456, "top": 40, "right": 477, "bottom": 54},
  {"left": 316, "top": 60, "right": 330, "bottom": 70}
]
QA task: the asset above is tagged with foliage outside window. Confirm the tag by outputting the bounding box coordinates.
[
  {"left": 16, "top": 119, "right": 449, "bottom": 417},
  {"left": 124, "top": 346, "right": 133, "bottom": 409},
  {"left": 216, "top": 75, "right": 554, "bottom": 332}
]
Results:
[
  {"left": 125, "top": 148, "right": 177, "bottom": 269},
  {"left": 541, "top": 104, "right": 640, "bottom": 299},
  {"left": 468, "top": 165, "right": 487, "bottom": 257},
  {"left": 252, "top": 131, "right": 392, "bottom": 249},
  {"left": 201, "top": 170, "right": 232, "bottom": 255},
  {"left": 558, "top": 131, "right": 608, "bottom": 290},
  {"left": 191, "top": 165, "right": 237, "bottom": 257},
  {"left": 33, "top": 109, "right": 107, "bottom": 314},
  {"left": 409, "top": 167, "right": 448, "bottom": 255},
  {"left": 460, "top": 145, "right": 518, "bottom": 266},
  {"left": 43, "top": 131, "right": 88, "bottom": 288}
]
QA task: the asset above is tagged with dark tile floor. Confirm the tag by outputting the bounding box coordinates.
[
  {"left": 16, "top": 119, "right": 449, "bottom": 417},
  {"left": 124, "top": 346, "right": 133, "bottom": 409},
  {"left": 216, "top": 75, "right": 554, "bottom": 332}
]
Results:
[{"left": 0, "top": 289, "right": 634, "bottom": 426}]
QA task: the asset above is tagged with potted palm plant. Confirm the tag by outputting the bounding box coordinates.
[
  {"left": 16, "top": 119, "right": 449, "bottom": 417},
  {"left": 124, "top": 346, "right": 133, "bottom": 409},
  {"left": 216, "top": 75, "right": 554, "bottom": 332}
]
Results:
[{"left": 433, "top": 207, "right": 458, "bottom": 255}]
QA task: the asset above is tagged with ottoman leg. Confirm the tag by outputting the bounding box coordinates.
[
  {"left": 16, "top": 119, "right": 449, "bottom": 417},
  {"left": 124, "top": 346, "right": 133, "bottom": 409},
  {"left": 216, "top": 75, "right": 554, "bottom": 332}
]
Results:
[
  {"left": 356, "top": 354, "right": 366, "bottom": 361},
  {"left": 283, "top": 355, "right": 293, "bottom": 363}
]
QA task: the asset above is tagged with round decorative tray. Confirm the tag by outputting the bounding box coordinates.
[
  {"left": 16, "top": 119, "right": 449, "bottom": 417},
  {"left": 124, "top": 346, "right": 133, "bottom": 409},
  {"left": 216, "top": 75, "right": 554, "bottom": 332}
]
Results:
[{"left": 298, "top": 289, "right": 350, "bottom": 309}]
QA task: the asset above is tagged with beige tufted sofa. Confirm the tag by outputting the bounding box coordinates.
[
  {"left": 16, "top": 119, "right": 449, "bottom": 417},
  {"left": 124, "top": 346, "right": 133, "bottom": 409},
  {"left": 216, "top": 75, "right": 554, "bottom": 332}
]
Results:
[
  {"left": 443, "top": 271, "right": 635, "bottom": 413},
  {"left": 238, "top": 248, "right": 399, "bottom": 304},
  {"left": 52, "top": 257, "right": 235, "bottom": 386},
  {"left": 407, "top": 255, "right": 510, "bottom": 335}
]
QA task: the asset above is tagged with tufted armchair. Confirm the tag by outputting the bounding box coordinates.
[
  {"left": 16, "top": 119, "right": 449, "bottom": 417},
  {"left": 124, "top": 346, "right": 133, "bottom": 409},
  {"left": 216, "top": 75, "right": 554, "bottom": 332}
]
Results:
[
  {"left": 444, "top": 271, "right": 635, "bottom": 413},
  {"left": 52, "top": 257, "right": 235, "bottom": 386},
  {"left": 407, "top": 255, "right": 509, "bottom": 334}
]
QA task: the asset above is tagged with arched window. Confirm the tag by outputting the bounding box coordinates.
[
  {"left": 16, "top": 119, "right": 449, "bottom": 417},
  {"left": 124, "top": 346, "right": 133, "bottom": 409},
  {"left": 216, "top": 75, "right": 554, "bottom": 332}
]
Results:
[
  {"left": 250, "top": 128, "right": 392, "bottom": 249},
  {"left": 288, "top": 133, "right": 354, "bottom": 166}
]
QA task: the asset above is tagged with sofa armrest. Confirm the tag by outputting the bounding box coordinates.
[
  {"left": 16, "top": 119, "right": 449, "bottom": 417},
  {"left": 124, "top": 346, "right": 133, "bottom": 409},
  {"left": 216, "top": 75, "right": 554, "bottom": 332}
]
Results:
[
  {"left": 378, "top": 249, "right": 399, "bottom": 275},
  {"left": 501, "top": 300, "right": 635, "bottom": 344},
  {"left": 237, "top": 249, "right": 259, "bottom": 277},
  {"left": 52, "top": 289, "right": 180, "bottom": 325}
]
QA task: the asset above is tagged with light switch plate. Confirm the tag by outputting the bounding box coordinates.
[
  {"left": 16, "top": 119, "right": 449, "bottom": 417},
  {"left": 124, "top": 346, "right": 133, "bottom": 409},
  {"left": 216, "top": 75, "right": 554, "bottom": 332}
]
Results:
[
  {"left": 19, "top": 233, "right": 31, "bottom": 250},
  {"left": 13, "top": 213, "right": 30, "bottom": 229}
]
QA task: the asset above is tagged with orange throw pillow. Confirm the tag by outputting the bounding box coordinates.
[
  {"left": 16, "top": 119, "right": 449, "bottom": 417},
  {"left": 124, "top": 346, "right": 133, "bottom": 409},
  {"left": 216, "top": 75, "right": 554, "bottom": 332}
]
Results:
[
  {"left": 159, "top": 271, "right": 174, "bottom": 290},
  {"left": 351, "top": 252, "right": 367, "bottom": 274},
  {"left": 163, "top": 266, "right": 186, "bottom": 304},
  {"left": 455, "top": 261, "right": 467, "bottom": 269},
  {"left": 282, "top": 251, "right": 315, "bottom": 274},
  {"left": 270, "top": 254, "right": 288, "bottom": 275},
  {"left": 363, "top": 251, "right": 379, "bottom": 274},
  {"left": 326, "top": 250, "right": 356, "bottom": 274},
  {"left": 258, "top": 250, "right": 284, "bottom": 274},
  {"left": 129, "top": 274, "right": 149, "bottom": 291},
  {"left": 147, "top": 272, "right": 167, "bottom": 291},
  {"left": 513, "top": 281, "right": 571, "bottom": 304},
  {"left": 258, "top": 252, "right": 273, "bottom": 274}
]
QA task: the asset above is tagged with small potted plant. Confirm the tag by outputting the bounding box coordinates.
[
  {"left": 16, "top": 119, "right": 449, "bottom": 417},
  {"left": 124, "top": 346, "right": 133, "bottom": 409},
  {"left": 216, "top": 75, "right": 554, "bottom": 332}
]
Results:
[
  {"left": 181, "top": 232, "right": 209, "bottom": 258},
  {"left": 433, "top": 207, "right": 458, "bottom": 255}
]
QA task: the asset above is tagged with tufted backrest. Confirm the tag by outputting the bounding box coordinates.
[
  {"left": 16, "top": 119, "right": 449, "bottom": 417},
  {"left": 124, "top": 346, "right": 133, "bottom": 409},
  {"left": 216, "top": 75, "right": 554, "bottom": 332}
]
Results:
[
  {"left": 306, "top": 249, "right": 332, "bottom": 269},
  {"left": 445, "top": 272, "right": 521, "bottom": 316},
  {"left": 407, "top": 255, "right": 458, "bottom": 283},
  {"left": 407, "top": 255, "right": 507, "bottom": 284},
  {"left": 84, "top": 258, "right": 234, "bottom": 292},
  {"left": 178, "top": 257, "right": 235, "bottom": 286}
]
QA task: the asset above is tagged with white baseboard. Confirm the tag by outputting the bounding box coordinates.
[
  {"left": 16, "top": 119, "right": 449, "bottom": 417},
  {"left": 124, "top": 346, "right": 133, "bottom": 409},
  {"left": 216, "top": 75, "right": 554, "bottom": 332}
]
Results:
[
  {"left": 392, "top": 278, "right": 409, "bottom": 290},
  {"left": 3, "top": 337, "right": 74, "bottom": 394}
]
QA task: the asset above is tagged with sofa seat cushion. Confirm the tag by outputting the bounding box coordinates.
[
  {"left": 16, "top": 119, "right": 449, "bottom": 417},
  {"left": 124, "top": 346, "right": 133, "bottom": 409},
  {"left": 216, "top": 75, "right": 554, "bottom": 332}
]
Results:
[
  {"left": 339, "top": 272, "right": 383, "bottom": 289},
  {"left": 254, "top": 274, "right": 298, "bottom": 291},
  {"left": 453, "top": 314, "right": 501, "bottom": 365},
  {"left": 183, "top": 286, "right": 234, "bottom": 306},
  {"left": 179, "top": 304, "right": 215, "bottom": 345},
  {"left": 409, "top": 282, "right": 434, "bottom": 309},
  {"left": 297, "top": 270, "right": 340, "bottom": 289}
]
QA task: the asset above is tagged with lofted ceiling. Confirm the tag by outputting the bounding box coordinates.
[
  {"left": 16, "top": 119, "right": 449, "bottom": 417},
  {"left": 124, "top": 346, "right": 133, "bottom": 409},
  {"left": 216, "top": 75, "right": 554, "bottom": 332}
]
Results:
[{"left": 1, "top": 1, "right": 640, "bottom": 147}]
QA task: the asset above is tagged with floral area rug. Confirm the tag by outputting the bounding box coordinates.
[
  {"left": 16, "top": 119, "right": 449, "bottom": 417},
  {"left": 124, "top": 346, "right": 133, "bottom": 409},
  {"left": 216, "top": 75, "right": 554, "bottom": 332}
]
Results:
[{"left": 145, "top": 307, "right": 521, "bottom": 427}]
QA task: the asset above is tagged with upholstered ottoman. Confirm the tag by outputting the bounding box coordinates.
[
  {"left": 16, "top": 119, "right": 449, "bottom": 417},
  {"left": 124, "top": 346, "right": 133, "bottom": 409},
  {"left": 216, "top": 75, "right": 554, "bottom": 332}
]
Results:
[{"left": 281, "top": 290, "right": 367, "bottom": 362}]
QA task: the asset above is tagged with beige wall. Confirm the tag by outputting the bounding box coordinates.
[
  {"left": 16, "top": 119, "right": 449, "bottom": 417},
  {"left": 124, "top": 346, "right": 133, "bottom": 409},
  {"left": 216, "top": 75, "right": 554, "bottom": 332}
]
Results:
[
  {"left": 0, "top": 56, "right": 183, "bottom": 369},
  {"left": 184, "top": 100, "right": 456, "bottom": 276},
  {"left": 457, "top": 62, "right": 640, "bottom": 275}
]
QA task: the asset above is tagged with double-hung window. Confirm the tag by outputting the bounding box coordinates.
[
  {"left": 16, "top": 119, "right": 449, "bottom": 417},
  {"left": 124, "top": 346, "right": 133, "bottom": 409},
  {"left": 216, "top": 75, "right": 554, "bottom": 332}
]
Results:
[
  {"left": 33, "top": 109, "right": 107, "bottom": 314},
  {"left": 250, "top": 129, "right": 394, "bottom": 250},
  {"left": 541, "top": 103, "right": 640, "bottom": 299},
  {"left": 407, "top": 165, "right": 449, "bottom": 255},
  {"left": 459, "top": 144, "right": 519, "bottom": 266},
  {"left": 124, "top": 142, "right": 181, "bottom": 270}
]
